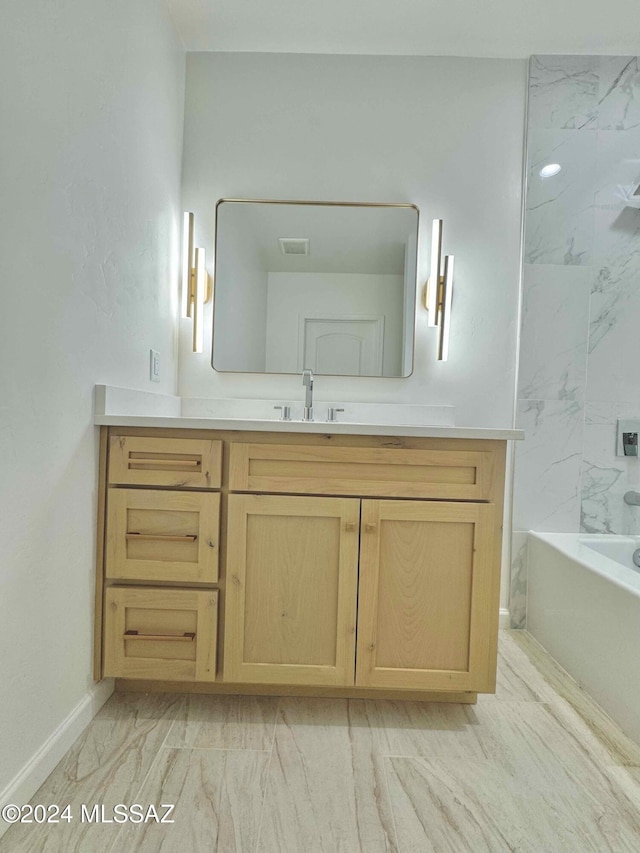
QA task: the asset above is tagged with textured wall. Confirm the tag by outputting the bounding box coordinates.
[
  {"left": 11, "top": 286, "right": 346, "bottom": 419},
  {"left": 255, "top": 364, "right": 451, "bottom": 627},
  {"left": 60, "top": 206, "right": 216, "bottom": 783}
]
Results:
[
  {"left": 0, "top": 0, "right": 184, "bottom": 799},
  {"left": 511, "top": 56, "right": 640, "bottom": 626},
  {"left": 178, "top": 53, "right": 526, "bottom": 430}
]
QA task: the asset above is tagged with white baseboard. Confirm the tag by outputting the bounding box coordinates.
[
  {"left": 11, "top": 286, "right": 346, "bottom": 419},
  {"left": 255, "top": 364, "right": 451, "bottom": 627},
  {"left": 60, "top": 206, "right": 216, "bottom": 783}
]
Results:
[
  {"left": 499, "top": 607, "right": 511, "bottom": 629},
  {"left": 0, "top": 679, "right": 114, "bottom": 840}
]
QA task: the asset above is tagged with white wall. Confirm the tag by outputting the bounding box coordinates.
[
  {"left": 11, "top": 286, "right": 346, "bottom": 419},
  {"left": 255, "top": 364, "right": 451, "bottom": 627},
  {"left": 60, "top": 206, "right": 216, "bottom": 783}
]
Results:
[
  {"left": 0, "top": 0, "right": 185, "bottom": 805},
  {"left": 179, "top": 53, "right": 526, "bottom": 428}
]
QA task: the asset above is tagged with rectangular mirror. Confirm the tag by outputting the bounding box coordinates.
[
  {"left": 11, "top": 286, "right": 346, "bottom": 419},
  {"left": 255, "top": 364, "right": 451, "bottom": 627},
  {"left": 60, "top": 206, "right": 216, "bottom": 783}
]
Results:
[{"left": 212, "top": 199, "right": 419, "bottom": 377}]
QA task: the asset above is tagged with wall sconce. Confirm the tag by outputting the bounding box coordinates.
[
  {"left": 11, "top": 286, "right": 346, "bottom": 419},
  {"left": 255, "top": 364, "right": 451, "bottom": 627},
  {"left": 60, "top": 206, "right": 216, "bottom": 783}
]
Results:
[
  {"left": 425, "top": 218, "right": 454, "bottom": 362},
  {"left": 426, "top": 219, "right": 443, "bottom": 327},
  {"left": 182, "top": 211, "right": 212, "bottom": 354},
  {"left": 438, "top": 255, "right": 454, "bottom": 361}
]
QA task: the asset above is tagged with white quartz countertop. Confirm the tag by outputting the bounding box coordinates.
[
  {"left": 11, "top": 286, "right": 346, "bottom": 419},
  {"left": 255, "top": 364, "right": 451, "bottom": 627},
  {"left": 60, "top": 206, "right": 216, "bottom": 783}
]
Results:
[{"left": 94, "top": 385, "right": 524, "bottom": 441}]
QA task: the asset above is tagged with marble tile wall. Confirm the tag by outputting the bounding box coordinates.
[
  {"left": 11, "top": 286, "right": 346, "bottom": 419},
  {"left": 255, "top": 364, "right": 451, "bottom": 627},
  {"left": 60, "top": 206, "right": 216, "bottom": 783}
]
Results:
[{"left": 511, "top": 55, "right": 640, "bottom": 627}]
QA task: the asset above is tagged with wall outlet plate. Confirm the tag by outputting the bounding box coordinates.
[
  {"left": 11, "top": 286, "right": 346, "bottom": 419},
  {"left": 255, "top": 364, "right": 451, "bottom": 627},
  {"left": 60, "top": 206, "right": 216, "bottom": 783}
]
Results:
[
  {"left": 617, "top": 419, "right": 640, "bottom": 456},
  {"left": 150, "top": 349, "right": 160, "bottom": 383}
]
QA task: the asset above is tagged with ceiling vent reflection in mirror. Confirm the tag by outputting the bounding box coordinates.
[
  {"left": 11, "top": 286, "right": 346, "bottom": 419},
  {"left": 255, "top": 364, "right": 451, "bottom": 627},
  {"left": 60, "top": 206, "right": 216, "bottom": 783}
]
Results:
[{"left": 279, "top": 237, "right": 310, "bottom": 256}]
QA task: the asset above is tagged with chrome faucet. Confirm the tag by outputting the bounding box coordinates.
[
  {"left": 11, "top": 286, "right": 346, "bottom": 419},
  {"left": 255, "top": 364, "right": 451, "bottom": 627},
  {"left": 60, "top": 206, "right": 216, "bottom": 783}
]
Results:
[{"left": 302, "top": 369, "right": 314, "bottom": 421}]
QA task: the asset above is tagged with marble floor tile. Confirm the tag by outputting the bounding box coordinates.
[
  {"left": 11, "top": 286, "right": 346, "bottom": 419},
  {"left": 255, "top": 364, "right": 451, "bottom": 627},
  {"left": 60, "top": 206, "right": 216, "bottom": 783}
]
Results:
[
  {"left": 367, "top": 699, "right": 495, "bottom": 761},
  {"left": 0, "top": 693, "right": 185, "bottom": 853},
  {"left": 109, "top": 747, "right": 269, "bottom": 853},
  {"left": 510, "top": 630, "right": 640, "bottom": 767},
  {"left": 256, "top": 698, "right": 397, "bottom": 853},
  {"left": 605, "top": 766, "right": 640, "bottom": 813},
  {"left": 479, "top": 629, "right": 556, "bottom": 704},
  {"left": 386, "top": 753, "right": 640, "bottom": 853},
  {"left": 5, "top": 632, "right": 640, "bottom": 852},
  {"left": 164, "top": 694, "right": 279, "bottom": 752},
  {"left": 369, "top": 692, "right": 621, "bottom": 786}
]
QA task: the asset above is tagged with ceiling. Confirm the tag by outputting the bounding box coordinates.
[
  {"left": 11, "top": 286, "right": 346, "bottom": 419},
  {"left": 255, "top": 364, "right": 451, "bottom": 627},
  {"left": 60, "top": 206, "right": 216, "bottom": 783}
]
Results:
[
  {"left": 165, "top": 0, "right": 640, "bottom": 58},
  {"left": 218, "top": 201, "right": 416, "bottom": 274}
]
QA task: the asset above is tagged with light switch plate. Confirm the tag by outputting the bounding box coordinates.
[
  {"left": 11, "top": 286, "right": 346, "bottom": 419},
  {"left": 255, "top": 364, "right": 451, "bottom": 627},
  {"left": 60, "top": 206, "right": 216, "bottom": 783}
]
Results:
[
  {"left": 150, "top": 349, "right": 160, "bottom": 383},
  {"left": 617, "top": 419, "right": 640, "bottom": 456}
]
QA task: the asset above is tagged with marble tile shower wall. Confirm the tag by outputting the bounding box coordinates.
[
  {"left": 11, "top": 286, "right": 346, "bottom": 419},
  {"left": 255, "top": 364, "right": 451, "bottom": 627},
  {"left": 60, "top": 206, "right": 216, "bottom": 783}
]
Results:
[{"left": 511, "top": 55, "right": 640, "bottom": 627}]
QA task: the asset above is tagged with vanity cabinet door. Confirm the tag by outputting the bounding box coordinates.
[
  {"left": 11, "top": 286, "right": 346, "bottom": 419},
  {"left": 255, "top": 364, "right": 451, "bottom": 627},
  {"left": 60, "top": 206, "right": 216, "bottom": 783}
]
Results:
[
  {"left": 224, "top": 494, "right": 360, "bottom": 686},
  {"left": 356, "top": 499, "right": 497, "bottom": 692}
]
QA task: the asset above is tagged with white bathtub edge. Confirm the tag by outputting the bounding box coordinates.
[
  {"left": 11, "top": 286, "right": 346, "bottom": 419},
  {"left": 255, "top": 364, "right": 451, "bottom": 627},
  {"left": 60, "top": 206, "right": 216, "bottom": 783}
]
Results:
[
  {"left": 527, "top": 531, "right": 640, "bottom": 749},
  {"left": 528, "top": 531, "right": 640, "bottom": 598}
]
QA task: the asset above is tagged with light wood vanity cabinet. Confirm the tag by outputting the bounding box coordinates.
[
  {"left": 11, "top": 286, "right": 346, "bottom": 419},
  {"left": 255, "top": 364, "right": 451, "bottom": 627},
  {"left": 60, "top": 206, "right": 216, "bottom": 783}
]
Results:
[{"left": 96, "top": 428, "right": 506, "bottom": 702}]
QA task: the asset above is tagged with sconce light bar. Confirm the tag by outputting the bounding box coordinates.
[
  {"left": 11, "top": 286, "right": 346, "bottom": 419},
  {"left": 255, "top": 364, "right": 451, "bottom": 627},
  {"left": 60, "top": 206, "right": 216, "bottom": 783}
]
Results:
[
  {"left": 437, "top": 255, "right": 454, "bottom": 362},
  {"left": 182, "top": 212, "right": 195, "bottom": 319},
  {"left": 193, "top": 247, "right": 206, "bottom": 354},
  {"left": 426, "top": 218, "right": 443, "bottom": 327},
  {"left": 182, "top": 211, "right": 212, "bottom": 353}
]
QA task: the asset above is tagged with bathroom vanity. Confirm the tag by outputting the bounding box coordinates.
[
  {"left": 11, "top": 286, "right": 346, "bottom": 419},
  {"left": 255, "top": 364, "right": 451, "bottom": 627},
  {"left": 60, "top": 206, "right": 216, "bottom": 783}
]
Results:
[
  {"left": 89, "top": 197, "right": 523, "bottom": 702},
  {"left": 94, "top": 410, "right": 518, "bottom": 704}
]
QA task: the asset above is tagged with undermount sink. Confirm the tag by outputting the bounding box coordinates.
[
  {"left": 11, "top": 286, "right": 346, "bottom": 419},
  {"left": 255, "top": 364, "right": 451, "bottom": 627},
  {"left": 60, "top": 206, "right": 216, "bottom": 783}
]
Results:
[{"left": 180, "top": 397, "right": 456, "bottom": 427}]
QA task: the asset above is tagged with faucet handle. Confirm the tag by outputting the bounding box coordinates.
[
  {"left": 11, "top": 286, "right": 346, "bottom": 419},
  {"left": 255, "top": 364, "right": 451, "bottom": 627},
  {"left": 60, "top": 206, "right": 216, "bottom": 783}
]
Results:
[
  {"left": 273, "top": 405, "right": 291, "bottom": 421},
  {"left": 327, "top": 407, "right": 345, "bottom": 423}
]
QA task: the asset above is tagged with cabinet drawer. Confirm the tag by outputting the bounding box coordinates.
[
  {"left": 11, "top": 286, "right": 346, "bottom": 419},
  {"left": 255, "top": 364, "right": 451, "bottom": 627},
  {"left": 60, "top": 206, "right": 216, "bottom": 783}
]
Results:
[
  {"left": 104, "top": 587, "right": 218, "bottom": 681},
  {"left": 229, "top": 443, "right": 495, "bottom": 500},
  {"left": 109, "top": 436, "right": 221, "bottom": 489},
  {"left": 106, "top": 489, "right": 220, "bottom": 583}
]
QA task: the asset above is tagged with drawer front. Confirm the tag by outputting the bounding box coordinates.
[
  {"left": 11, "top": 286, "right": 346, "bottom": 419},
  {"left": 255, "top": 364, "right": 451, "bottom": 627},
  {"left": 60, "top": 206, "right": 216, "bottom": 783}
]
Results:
[
  {"left": 109, "top": 436, "right": 221, "bottom": 489},
  {"left": 104, "top": 587, "right": 218, "bottom": 681},
  {"left": 106, "top": 489, "right": 220, "bottom": 583},
  {"left": 229, "top": 443, "right": 495, "bottom": 500}
]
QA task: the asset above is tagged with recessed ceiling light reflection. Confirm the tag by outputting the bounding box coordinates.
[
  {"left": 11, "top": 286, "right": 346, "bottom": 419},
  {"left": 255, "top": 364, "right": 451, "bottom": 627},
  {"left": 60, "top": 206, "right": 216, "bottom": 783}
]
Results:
[{"left": 539, "top": 163, "right": 562, "bottom": 178}]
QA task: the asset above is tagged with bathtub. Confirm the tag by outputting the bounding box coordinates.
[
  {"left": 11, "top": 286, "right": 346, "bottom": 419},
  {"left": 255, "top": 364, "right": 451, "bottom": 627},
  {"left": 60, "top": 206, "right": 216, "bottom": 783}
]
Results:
[{"left": 528, "top": 532, "right": 640, "bottom": 745}]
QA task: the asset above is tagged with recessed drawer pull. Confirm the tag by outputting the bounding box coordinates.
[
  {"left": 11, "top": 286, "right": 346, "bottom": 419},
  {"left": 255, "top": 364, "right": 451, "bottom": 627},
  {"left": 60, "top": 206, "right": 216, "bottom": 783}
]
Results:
[
  {"left": 124, "top": 630, "right": 196, "bottom": 642},
  {"left": 126, "top": 533, "right": 198, "bottom": 543},
  {"left": 128, "top": 459, "right": 200, "bottom": 467}
]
